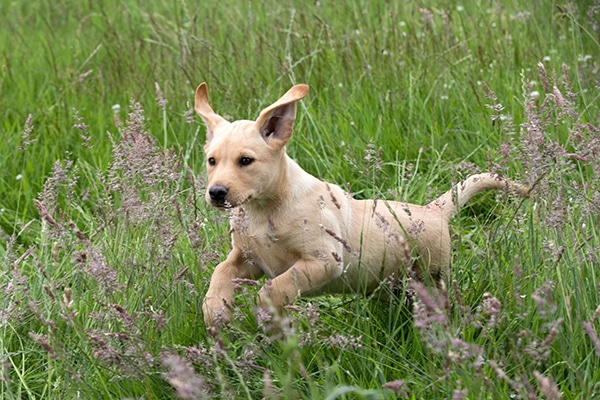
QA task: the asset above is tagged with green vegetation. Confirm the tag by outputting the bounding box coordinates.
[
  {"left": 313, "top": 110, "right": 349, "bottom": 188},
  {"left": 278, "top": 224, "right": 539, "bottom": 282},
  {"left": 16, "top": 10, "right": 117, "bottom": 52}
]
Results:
[{"left": 1, "top": 0, "right": 599, "bottom": 398}]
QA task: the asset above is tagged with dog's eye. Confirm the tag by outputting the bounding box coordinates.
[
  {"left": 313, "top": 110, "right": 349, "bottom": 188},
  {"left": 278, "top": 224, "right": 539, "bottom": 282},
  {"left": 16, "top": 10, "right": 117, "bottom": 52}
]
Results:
[
  {"left": 239, "top": 157, "right": 254, "bottom": 166},
  {"left": 207, "top": 157, "right": 216, "bottom": 166}
]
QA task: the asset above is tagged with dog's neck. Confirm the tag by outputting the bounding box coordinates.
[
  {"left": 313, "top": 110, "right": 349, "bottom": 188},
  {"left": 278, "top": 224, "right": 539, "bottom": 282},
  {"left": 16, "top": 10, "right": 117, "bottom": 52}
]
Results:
[{"left": 243, "top": 154, "right": 318, "bottom": 215}]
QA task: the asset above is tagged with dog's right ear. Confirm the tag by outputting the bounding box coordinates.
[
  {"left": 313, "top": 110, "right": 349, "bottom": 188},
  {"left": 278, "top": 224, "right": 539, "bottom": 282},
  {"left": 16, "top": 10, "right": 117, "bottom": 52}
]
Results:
[{"left": 195, "top": 82, "right": 227, "bottom": 144}]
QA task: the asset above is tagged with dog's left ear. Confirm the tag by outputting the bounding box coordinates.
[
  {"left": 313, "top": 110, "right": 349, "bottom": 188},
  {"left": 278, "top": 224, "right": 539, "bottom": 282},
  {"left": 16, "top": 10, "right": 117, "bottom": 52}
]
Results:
[{"left": 255, "top": 84, "right": 309, "bottom": 149}]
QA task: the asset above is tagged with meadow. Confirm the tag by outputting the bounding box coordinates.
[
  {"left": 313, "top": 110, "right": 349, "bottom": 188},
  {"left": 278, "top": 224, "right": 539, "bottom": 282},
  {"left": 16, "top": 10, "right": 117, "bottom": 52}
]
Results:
[{"left": 1, "top": 0, "right": 599, "bottom": 398}]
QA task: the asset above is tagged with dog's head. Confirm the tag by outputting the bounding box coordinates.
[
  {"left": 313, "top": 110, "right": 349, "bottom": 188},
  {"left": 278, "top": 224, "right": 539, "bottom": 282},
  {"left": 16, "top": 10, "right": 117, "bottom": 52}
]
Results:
[{"left": 195, "top": 83, "right": 309, "bottom": 209}]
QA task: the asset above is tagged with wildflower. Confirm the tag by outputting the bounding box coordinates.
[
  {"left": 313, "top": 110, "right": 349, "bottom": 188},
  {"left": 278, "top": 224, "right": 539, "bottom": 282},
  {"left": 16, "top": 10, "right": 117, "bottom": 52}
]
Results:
[
  {"left": 254, "top": 306, "right": 274, "bottom": 328},
  {"left": 18, "top": 114, "right": 36, "bottom": 150},
  {"left": 382, "top": 379, "right": 409, "bottom": 398},
  {"left": 541, "top": 318, "right": 563, "bottom": 347},
  {"left": 452, "top": 388, "right": 468, "bottom": 400},
  {"left": 178, "top": 344, "right": 212, "bottom": 368},
  {"left": 263, "top": 370, "right": 276, "bottom": 398},
  {"left": 28, "top": 332, "right": 57, "bottom": 359},
  {"left": 162, "top": 354, "right": 209, "bottom": 400},
  {"left": 113, "top": 304, "right": 138, "bottom": 333},
  {"left": 73, "top": 108, "right": 91, "bottom": 146},
  {"left": 582, "top": 321, "right": 600, "bottom": 357},
  {"left": 477, "top": 292, "right": 503, "bottom": 327},
  {"left": 63, "top": 287, "right": 73, "bottom": 309},
  {"left": 72, "top": 108, "right": 89, "bottom": 133},
  {"left": 488, "top": 360, "right": 509, "bottom": 380},
  {"left": 531, "top": 281, "right": 556, "bottom": 316},
  {"left": 363, "top": 139, "right": 383, "bottom": 172},
  {"left": 537, "top": 62, "right": 549, "bottom": 93},
  {"left": 420, "top": 8, "right": 433, "bottom": 22},
  {"left": 184, "top": 107, "right": 195, "bottom": 124},
  {"left": 155, "top": 82, "right": 168, "bottom": 108},
  {"left": 533, "top": 371, "right": 562, "bottom": 399},
  {"left": 236, "top": 345, "right": 264, "bottom": 373},
  {"left": 411, "top": 281, "right": 448, "bottom": 329},
  {"left": 33, "top": 199, "right": 61, "bottom": 232},
  {"left": 72, "top": 242, "right": 122, "bottom": 296},
  {"left": 320, "top": 224, "right": 353, "bottom": 253},
  {"left": 592, "top": 304, "right": 600, "bottom": 324},
  {"left": 325, "top": 333, "right": 363, "bottom": 350}
]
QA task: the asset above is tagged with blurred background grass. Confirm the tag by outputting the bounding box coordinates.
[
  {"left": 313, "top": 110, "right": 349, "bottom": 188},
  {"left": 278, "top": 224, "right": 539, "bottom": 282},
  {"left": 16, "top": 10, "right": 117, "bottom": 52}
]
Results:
[{"left": 2, "top": 0, "right": 597, "bottom": 239}]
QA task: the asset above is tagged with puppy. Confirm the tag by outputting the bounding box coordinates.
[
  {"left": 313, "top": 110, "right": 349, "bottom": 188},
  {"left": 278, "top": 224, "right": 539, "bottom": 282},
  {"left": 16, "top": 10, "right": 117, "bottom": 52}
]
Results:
[{"left": 194, "top": 82, "right": 528, "bottom": 327}]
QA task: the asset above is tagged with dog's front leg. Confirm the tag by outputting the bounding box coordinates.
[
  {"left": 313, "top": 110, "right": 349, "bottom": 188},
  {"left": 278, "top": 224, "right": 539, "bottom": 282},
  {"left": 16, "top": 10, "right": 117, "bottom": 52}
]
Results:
[
  {"left": 257, "top": 258, "right": 341, "bottom": 315},
  {"left": 203, "top": 247, "right": 264, "bottom": 327}
]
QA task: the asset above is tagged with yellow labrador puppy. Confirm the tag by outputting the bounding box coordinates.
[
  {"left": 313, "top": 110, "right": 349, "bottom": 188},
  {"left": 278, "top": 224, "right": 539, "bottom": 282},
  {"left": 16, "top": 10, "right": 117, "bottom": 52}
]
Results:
[{"left": 195, "top": 82, "right": 528, "bottom": 327}]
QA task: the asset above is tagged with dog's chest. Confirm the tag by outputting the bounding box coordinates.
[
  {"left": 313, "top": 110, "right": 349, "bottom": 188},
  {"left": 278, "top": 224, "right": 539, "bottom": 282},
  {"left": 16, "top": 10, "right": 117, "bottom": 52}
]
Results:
[{"left": 231, "top": 209, "right": 301, "bottom": 277}]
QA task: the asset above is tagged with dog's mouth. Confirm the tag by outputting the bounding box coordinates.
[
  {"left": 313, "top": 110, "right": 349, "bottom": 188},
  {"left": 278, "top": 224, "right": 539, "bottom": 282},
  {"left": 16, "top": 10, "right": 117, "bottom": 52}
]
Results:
[
  {"left": 209, "top": 195, "right": 252, "bottom": 210},
  {"left": 210, "top": 200, "right": 232, "bottom": 210}
]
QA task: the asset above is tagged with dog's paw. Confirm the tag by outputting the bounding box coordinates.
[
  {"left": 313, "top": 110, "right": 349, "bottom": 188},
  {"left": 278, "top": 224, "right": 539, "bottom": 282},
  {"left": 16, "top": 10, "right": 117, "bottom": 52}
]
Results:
[
  {"left": 202, "top": 297, "right": 232, "bottom": 328},
  {"left": 257, "top": 280, "right": 298, "bottom": 310}
]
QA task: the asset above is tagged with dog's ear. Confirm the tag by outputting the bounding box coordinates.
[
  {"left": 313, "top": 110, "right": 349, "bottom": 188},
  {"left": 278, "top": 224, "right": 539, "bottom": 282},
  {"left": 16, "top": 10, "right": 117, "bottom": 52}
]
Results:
[
  {"left": 255, "top": 84, "right": 309, "bottom": 148},
  {"left": 195, "top": 82, "right": 227, "bottom": 143}
]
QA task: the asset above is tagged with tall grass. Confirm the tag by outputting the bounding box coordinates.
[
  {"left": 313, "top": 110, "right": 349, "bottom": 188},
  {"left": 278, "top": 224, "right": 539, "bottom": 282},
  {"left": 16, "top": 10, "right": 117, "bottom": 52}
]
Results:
[{"left": 1, "top": 0, "right": 599, "bottom": 398}]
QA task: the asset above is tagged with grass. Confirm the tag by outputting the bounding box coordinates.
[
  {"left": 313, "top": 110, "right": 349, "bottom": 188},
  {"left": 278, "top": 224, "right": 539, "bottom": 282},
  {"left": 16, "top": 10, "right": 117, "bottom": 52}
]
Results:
[{"left": 1, "top": 0, "right": 600, "bottom": 398}]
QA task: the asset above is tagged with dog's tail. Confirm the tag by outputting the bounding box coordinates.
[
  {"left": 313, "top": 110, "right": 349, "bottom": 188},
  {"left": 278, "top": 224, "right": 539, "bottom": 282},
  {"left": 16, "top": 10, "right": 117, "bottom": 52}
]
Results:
[{"left": 430, "top": 173, "right": 529, "bottom": 221}]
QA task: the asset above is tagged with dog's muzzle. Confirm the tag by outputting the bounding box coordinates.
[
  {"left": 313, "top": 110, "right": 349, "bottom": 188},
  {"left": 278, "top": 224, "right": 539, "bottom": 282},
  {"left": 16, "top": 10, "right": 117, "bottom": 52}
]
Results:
[{"left": 208, "top": 184, "right": 229, "bottom": 206}]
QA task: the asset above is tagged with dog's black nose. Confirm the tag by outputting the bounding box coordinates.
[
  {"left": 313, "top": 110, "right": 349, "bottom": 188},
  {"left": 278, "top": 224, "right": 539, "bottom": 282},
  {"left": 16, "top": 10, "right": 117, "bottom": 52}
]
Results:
[{"left": 208, "top": 184, "right": 229, "bottom": 202}]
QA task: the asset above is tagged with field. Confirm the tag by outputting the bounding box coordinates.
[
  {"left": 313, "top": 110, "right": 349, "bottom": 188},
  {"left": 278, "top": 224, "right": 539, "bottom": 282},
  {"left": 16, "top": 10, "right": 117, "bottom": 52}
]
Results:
[{"left": 1, "top": 0, "right": 600, "bottom": 398}]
